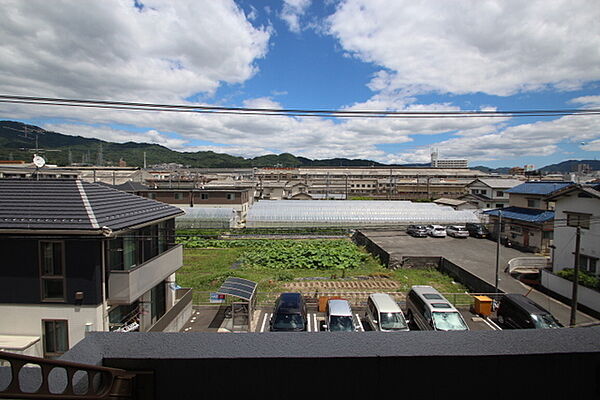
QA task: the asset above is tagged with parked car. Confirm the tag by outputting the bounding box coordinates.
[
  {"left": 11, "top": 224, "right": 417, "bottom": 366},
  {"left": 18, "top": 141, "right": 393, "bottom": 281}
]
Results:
[
  {"left": 446, "top": 225, "right": 469, "bottom": 238},
  {"left": 427, "top": 225, "right": 447, "bottom": 238},
  {"left": 407, "top": 225, "right": 428, "bottom": 237},
  {"left": 270, "top": 293, "right": 307, "bottom": 332},
  {"left": 323, "top": 299, "right": 357, "bottom": 332},
  {"left": 496, "top": 294, "right": 562, "bottom": 329},
  {"left": 406, "top": 286, "right": 469, "bottom": 331},
  {"left": 465, "top": 223, "right": 490, "bottom": 238},
  {"left": 364, "top": 293, "right": 409, "bottom": 331}
]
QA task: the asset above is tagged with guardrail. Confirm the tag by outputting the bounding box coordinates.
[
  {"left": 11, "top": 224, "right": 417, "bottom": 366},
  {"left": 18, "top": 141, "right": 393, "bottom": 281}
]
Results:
[{"left": 0, "top": 350, "right": 138, "bottom": 399}]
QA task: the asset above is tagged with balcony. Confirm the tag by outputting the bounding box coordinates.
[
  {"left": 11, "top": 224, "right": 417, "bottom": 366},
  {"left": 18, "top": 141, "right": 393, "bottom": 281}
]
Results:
[{"left": 108, "top": 244, "right": 183, "bottom": 305}]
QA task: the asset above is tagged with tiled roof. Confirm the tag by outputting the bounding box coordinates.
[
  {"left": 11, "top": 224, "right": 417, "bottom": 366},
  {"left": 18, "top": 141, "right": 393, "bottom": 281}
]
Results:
[
  {"left": 475, "top": 178, "right": 523, "bottom": 189},
  {"left": 483, "top": 206, "right": 555, "bottom": 223},
  {"left": 506, "top": 181, "right": 572, "bottom": 195},
  {"left": 0, "top": 179, "right": 183, "bottom": 233}
]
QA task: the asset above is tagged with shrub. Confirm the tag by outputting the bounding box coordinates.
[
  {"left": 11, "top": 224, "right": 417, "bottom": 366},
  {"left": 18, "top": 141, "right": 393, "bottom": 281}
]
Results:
[{"left": 556, "top": 268, "right": 600, "bottom": 291}]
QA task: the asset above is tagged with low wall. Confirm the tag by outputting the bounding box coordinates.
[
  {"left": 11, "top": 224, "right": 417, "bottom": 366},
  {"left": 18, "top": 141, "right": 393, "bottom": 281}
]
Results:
[
  {"left": 541, "top": 269, "right": 600, "bottom": 316},
  {"left": 440, "top": 258, "right": 499, "bottom": 294},
  {"left": 352, "top": 231, "right": 390, "bottom": 267},
  {"left": 148, "top": 288, "right": 193, "bottom": 332},
  {"left": 60, "top": 329, "right": 600, "bottom": 398},
  {"left": 400, "top": 256, "right": 441, "bottom": 269}
]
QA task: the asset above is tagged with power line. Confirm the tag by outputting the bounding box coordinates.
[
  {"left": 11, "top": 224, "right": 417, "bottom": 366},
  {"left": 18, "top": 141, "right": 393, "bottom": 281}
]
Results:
[{"left": 2, "top": 94, "right": 600, "bottom": 119}]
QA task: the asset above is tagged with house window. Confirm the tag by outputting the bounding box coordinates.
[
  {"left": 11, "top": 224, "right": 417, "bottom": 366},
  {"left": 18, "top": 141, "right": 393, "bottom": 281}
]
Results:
[
  {"left": 496, "top": 204, "right": 504, "bottom": 208},
  {"left": 43, "top": 320, "right": 69, "bottom": 356},
  {"left": 201, "top": 193, "right": 209, "bottom": 200},
  {"left": 148, "top": 193, "right": 156, "bottom": 199},
  {"left": 227, "top": 193, "right": 236, "bottom": 200},
  {"left": 527, "top": 198, "right": 540, "bottom": 208},
  {"left": 580, "top": 255, "right": 597, "bottom": 274},
  {"left": 40, "top": 241, "right": 65, "bottom": 301},
  {"left": 174, "top": 192, "right": 185, "bottom": 200},
  {"left": 566, "top": 212, "right": 591, "bottom": 229},
  {"left": 496, "top": 191, "right": 504, "bottom": 197}
]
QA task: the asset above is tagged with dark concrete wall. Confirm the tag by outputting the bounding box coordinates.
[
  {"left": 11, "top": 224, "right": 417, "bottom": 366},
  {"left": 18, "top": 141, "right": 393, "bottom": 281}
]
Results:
[
  {"left": 352, "top": 231, "right": 390, "bottom": 267},
  {"left": 439, "top": 257, "right": 499, "bottom": 294}
]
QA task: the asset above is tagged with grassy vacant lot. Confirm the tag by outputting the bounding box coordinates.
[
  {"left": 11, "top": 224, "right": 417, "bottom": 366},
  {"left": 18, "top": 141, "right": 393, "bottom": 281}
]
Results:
[{"left": 176, "top": 238, "right": 467, "bottom": 301}]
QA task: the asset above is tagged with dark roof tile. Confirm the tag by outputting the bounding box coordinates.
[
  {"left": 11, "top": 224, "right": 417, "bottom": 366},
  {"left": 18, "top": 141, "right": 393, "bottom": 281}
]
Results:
[{"left": 0, "top": 179, "right": 183, "bottom": 233}]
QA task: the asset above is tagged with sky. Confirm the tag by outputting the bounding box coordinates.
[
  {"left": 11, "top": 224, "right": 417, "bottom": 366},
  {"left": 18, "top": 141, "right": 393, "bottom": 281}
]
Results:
[{"left": 0, "top": 0, "right": 599, "bottom": 168}]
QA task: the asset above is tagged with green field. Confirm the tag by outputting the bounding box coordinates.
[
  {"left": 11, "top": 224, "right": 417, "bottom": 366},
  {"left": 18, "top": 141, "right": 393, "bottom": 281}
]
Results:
[{"left": 176, "top": 239, "right": 467, "bottom": 299}]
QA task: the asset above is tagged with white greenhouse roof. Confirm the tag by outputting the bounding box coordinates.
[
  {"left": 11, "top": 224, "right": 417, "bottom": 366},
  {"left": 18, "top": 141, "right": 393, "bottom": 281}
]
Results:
[
  {"left": 176, "top": 207, "right": 238, "bottom": 228},
  {"left": 246, "top": 200, "right": 480, "bottom": 227},
  {"left": 177, "top": 207, "right": 236, "bottom": 219}
]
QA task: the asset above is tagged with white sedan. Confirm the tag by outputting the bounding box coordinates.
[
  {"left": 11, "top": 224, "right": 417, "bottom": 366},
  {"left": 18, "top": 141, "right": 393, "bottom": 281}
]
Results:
[{"left": 427, "top": 225, "right": 447, "bottom": 237}]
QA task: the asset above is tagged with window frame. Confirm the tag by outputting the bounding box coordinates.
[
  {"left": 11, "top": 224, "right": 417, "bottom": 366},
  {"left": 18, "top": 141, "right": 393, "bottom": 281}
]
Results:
[
  {"left": 565, "top": 212, "right": 591, "bottom": 229},
  {"left": 39, "top": 240, "right": 66, "bottom": 302},
  {"left": 42, "top": 319, "right": 69, "bottom": 357}
]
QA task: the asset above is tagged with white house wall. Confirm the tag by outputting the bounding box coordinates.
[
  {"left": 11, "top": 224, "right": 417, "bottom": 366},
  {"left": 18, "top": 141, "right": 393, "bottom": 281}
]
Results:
[
  {"left": 553, "top": 194, "right": 600, "bottom": 274},
  {"left": 0, "top": 303, "right": 105, "bottom": 357}
]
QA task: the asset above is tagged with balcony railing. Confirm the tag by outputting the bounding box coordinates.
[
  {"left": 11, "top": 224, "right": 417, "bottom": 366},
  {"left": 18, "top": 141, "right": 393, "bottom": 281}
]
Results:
[
  {"left": 0, "top": 350, "right": 139, "bottom": 399},
  {"left": 108, "top": 244, "right": 183, "bottom": 305}
]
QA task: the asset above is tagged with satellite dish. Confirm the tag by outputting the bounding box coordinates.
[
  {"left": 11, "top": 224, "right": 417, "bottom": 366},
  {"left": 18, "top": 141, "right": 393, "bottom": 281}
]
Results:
[{"left": 33, "top": 154, "right": 46, "bottom": 168}]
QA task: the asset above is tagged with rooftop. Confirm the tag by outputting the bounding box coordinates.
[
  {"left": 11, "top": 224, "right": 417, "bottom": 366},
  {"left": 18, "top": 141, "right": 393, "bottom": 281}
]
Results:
[
  {"left": 0, "top": 179, "right": 183, "bottom": 233},
  {"left": 506, "top": 181, "right": 572, "bottom": 195},
  {"left": 483, "top": 206, "right": 555, "bottom": 223}
]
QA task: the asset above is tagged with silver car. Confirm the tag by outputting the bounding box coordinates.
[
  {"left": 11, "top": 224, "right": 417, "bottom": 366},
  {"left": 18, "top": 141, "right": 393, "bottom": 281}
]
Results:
[
  {"left": 446, "top": 225, "right": 469, "bottom": 238},
  {"left": 323, "top": 299, "right": 357, "bottom": 332}
]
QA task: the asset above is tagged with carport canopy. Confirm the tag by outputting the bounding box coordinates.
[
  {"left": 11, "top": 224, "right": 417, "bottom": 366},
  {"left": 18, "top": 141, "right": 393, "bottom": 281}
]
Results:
[{"left": 215, "top": 277, "right": 257, "bottom": 302}]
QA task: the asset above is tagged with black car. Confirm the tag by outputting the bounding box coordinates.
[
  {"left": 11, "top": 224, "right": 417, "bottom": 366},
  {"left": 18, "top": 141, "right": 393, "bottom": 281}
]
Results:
[
  {"left": 270, "top": 293, "right": 307, "bottom": 332},
  {"left": 496, "top": 294, "right": 562, "bottom": 329},
  {"left": 407, "top": 225, "right": 428, "bottom": 237},
  {"left": 465, "top": 223, "right": 490, "bottom": 238}
]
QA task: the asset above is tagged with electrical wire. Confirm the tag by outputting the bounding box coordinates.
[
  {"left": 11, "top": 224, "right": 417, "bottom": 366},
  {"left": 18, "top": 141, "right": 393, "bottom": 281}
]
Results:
[{"left": 2, "top": 94, "right": 600, "bottom": 119}]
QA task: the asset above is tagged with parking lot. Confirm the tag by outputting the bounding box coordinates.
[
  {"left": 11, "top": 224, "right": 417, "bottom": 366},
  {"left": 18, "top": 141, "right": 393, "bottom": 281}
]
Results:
[{"left": 182, "top": 302, "right": 502, "bottom": 333}]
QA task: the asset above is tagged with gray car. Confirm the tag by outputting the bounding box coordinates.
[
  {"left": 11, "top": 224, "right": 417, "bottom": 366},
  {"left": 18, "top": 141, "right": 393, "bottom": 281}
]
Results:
[{"left": 407, "top": 225, "right": 428, "bottom": 237}]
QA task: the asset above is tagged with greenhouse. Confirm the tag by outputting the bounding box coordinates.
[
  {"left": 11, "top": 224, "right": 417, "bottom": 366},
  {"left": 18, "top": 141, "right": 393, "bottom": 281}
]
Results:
[
  {"left": 246, "top": 200, "right": 481, "bottom": 228},
  {"left": 175, "top": 207, "right": 239, "bottom": 229}
]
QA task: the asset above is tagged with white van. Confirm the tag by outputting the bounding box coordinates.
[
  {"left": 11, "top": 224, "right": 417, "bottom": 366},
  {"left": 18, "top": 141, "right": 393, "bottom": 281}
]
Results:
[
  {"left": 364, "top": 293, "right": 409, "bottom": 332},
  {"left": 406, "top": 286, "right": 469, "bottom": 331}
]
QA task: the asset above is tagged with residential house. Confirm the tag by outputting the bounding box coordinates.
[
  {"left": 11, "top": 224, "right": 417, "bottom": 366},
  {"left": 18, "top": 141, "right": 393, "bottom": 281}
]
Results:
[
  {"left": 483, "top": 181, "right": 571, "bottom": 253},
  {"left": 546, "top": 184, "right": 600, "bottom": 276},
  {"left": 463, "top": 178, "right": 523, "bottom": 209},
  {"left": 540, "top": 183, "right": 600, "bottom": 314},
  {"left": 0, "top": 179, "right": 188, "bottom": 357},
  {"left": 137, "top": 187, "right": 253, "bottom": 218}
]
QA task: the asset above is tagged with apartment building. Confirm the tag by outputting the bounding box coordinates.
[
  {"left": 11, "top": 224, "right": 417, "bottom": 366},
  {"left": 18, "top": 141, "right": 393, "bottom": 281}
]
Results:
[{"left": 0, "top": 179, "right": 187, "bottom": 357}]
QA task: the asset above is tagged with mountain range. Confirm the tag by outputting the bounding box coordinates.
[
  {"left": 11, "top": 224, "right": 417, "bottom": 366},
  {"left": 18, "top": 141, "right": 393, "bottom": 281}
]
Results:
[{"left": 0, "top": 120, "right": 597, "bottom": 172}]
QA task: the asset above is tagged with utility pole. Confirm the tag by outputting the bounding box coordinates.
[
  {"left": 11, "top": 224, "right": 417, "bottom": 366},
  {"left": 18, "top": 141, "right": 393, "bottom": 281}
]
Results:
[
  {"left": 569, "top": 226, "right": 581, "bottom": 326},
  {"left": 495, "top": 210, "right": 502, "bottom": 294}
]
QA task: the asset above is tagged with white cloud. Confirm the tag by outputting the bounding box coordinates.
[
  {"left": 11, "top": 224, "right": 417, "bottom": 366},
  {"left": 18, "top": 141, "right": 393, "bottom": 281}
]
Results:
[
  {"left": 570, "top": 96, "right": 600, "bottom": 106},
  {"left": 0, "top": 0, "right": 270, "bottom": 101},
  {"left": 386, "top": 114, "right": 600, "bottom": 164},
  {"left": 280, "top": 0, "right": 311, "bottom": 33},
  {"left": 581, "top": 139, "right": 600, "bottom": 152},
  {"left": 328, "top": 0, "right": 600, "bottom": 96}
]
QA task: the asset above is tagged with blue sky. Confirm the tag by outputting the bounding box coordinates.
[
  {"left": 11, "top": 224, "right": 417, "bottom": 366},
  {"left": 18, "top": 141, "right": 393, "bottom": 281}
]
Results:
[{"left": 0, "top": 0, "right": 599, "bottom": 168}]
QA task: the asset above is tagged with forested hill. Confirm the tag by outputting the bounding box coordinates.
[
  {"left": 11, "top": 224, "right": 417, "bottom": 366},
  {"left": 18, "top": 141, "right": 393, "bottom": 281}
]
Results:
[{"left": 0, "top": 120, "right": 386, "bottom": 168}]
